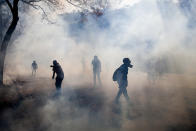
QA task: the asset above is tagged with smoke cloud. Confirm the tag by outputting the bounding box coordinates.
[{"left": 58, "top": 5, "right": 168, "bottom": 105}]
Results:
[{"left": 1, "top": 0, "right": 196, "bottom": 131}]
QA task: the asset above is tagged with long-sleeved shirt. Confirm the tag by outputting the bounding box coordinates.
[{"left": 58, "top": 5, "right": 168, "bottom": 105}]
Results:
[
  {"left": 52, "top": 63, "right": 64, "bottom": 79},
  {"left": 118, "top": 64, "right": 128, "bottom": 81}
]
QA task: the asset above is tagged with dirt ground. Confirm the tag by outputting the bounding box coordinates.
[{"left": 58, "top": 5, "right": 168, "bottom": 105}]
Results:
[{"left": 0, "top": 75, "right": 196, "bottom": 131}]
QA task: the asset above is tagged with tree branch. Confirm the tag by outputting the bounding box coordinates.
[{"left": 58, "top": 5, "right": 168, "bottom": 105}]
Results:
[
  {"left": 21, "top": 0, "right": 47, "bottom": 16},
  {"left": 0, "top": 0, "right": 6, "bottom": 5},
  {"left": 5, "top": 0, "right": 14, "bottom": 14},
  {"left": 21, "top": 0, "right": 55, "bottom": 24},
  {"left": 66, "top": 0, "right": 108, "bottom": 12},
  {"left": 66, "top": 0, "right": 86, "bottom": 10},
  {"left": 21, "top": 0, "right": 42, "bottom": 3}
]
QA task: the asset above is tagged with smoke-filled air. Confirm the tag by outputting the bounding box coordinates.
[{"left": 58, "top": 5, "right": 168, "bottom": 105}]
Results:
[{"left": 0, "top": 0, "right": 196, "bottom": 131}]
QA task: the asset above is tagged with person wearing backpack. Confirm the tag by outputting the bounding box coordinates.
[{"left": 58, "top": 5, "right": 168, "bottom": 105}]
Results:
[{"left": 113, "top": 58, "right": 133, "bottom": 104}]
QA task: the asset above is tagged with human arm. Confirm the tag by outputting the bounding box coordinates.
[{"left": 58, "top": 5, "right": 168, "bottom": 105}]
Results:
[
  {"left": 92, "top": 60, "right": 94, "bottom": 66},
  {"left": 52, "top": 66, "right": 55, "bottom": 79},
  {"left": 52, "top": 71, "right": 55, "bottom": 79}
]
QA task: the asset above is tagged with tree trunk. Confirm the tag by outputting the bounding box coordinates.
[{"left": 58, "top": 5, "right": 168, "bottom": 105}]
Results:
[
  {"left": 0, "top": 0, "right": 19, "bottom": 85},
  {"left": 0, "top": 4, "right": 3, "bottom": 43}
]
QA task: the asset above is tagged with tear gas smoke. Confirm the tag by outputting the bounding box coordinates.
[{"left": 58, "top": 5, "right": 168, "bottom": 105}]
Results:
[
  {"left": 5, "top": 0, "right": 196, "bottom": 84},
  {"left": 1, "top": 0, "right": 196, "bottom": 131}
]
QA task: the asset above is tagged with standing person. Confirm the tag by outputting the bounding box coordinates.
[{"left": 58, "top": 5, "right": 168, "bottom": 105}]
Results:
[
  {"left": 113, "top": 58, "right": 133, "bottom": 104},
  {"left": 92, "top": 55, "right": 102, "bottom": 87},
  {"left": 31, "top": 60, "right": 38, "bottom": 77},
  {"left": 51, "top": 60, "right": 64, "bottom": 91}
]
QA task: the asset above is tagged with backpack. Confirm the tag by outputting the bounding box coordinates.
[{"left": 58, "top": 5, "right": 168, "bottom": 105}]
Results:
[{"left": 113, "top": 68, "right": 122, "bottom": 81}]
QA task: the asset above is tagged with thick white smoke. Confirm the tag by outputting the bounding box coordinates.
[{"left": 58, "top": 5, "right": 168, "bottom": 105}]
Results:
[
  {"left": 1, "top": 1, "right": 196, "bottom": 131},
  {"left": 5, "top": 0, "right": 196, "bottom": 86}
]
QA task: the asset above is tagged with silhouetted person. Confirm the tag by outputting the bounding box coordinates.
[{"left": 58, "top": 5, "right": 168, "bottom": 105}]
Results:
[
  {"left": 51, "top": 60, "right": 64, "bottom": 91},
  {"left": 31, "top": 60, "right": 38, "bottom": 77},
  {"left": 92, "top": 56, "right": 102, "bottom": 87},
  {"left": 113, "top": 58, "right": 133, "bottom": 104}
]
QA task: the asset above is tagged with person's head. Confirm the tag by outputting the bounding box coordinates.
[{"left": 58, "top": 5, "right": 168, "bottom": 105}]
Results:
[
  {"left": 53, "top": 60, "right": 58, "bottom": 65},
  {"left": 123, "top": 58, "right": 133, "bottom": 68},
  {"left": 33, "top": 60, "right": 36, "bottom": 63},
  {"left": 94, "top": 55, "right": 98, "bottom": 60}
]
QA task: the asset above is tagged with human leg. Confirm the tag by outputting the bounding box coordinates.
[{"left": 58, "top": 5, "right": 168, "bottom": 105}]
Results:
[
  {"left": 121, "top": 80, "right": 129, "bottom": 102},
  {"left": 34, "top": 70, "right": 36, "bottom": 77},
  {"left": 122, "top": 88, "right": 130, "bottom": 102},
  {"left": 55, "top": 78, "right": 63, "bottom": 90},
  {"left": 115, "top": 88, "right": 123, "bottom": 103},
  {"left": 97, "top": 72, "right": 102, "bottom": 86},
  {"left": 115, "top": 80, "right": 124, "bottom": 103},
  {"left": 93, "top": 72, "right": 96, "bottom": 87}
]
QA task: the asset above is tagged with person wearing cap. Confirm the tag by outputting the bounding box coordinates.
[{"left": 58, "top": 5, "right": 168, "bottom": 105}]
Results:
[
  {"left": 92, "top": 55, "right": 102, "bottom": 87},
  {"left": 113, "top": 58, "right": 133, "bottom": 104},
  {"left": 31, "top": 60, "right": 38, "bottom": 77},
  {"left": 51, "top": 60, "right": 64, "bottom": 90}
]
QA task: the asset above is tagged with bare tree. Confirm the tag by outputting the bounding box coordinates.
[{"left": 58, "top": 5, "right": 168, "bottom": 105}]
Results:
[
  {"left": 66, "top": 0, "right": 108, "bottom": 12},
  {"left": 0, "top": 1, "right": 11, "bottom": 43},
  {"left": 0, "top": 0, "right": 109, "bottom": 85},
  {"left": 0, "top": 0, "right": 59, "bottom": 85}
]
